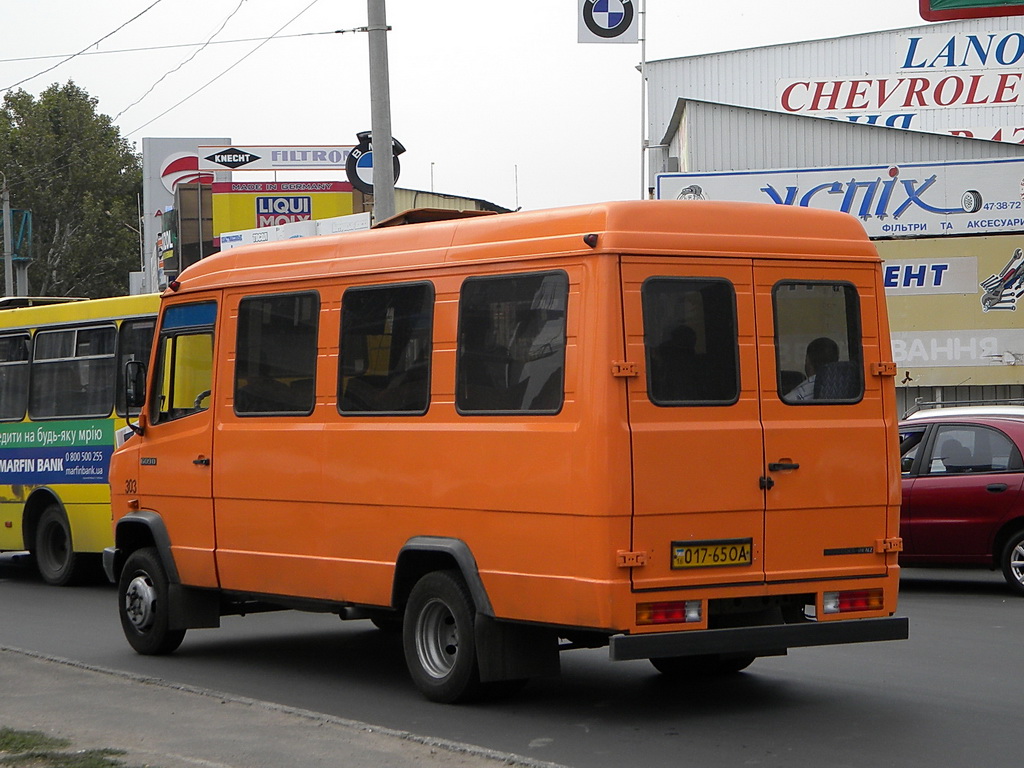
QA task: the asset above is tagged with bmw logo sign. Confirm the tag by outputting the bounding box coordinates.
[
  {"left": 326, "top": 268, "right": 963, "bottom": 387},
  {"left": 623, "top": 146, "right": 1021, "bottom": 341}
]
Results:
[{"left": 583, "top": 0, "right": 635, "bottom": 39}]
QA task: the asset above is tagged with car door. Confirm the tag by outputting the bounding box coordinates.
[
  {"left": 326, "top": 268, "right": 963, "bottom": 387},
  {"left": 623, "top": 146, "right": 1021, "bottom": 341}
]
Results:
[{"left": 904, "top": 422, "right": 1024, "bottom": 559}]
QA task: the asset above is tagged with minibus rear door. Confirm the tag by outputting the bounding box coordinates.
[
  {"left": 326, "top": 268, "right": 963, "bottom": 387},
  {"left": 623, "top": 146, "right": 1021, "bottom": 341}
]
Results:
[
  {"left": 621, "top": 259, "right": 768, "bottom": 590},
  {"left": 753, "top": 262, "right": 892, "bottom": 583}
]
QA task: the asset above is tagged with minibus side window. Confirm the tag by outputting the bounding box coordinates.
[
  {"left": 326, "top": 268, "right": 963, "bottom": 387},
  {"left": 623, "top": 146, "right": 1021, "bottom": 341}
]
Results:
[
  {"left": 30, "top": 325, "right": 117, "bottom": 419},
  {"left": 774, "top": 282, "right": 863, "bottom": 404},
  {"left": 456, "top": 271, "right": 568, "bottom": 414},
  {"left": 115, "top": 319, "right": 156, "bottom": 417},
  {"left": 152, "top": 302, "right": 216, "bottom": 424},
  {"left": 642, "top": 277, "right": 739, "bottom": 406},
  {"left": 235, "top": 292, "right": 319, "bottom": 416},
  {"left": 0, "top": 333, "right": 29, "bottom": 422},
  {"left": 338, "top": 282, "right": 433, "bottom": 415}
]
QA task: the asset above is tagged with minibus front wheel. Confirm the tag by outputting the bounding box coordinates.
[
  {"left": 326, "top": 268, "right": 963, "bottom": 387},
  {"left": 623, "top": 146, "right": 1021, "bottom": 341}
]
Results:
[
  {"left": 403, "top": 569, "right": 481, "bottom": 703},
  {"left": 118, "top": 547, "right": 186, "bottom": 655}
]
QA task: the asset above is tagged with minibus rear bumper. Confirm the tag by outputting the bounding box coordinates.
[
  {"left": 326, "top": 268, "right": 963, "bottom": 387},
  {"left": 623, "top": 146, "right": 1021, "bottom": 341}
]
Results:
[{"left": 609, "top": 616, "right": 908, "bottom": 661}]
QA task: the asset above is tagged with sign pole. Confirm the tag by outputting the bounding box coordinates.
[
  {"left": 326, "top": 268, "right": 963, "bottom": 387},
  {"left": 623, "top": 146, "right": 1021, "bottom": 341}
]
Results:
[
  {"left": 367, "top": 0, "right": 396, "bottom": 222},
  {"left": 2, "top": 176, "right": 13, "bottom": 297},
  {"left": 639, "top": 0, "right": 647, "bottom": 200}
]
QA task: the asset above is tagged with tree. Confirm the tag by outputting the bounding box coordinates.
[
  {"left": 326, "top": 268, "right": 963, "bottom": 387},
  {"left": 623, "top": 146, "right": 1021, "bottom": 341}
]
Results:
[{"left": 0, "top": 81, "right": 142, "bottom": 298}]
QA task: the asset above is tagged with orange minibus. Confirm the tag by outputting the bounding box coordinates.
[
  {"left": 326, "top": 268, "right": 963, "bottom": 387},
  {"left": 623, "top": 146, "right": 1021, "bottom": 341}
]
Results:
[{"left": 106, "top": 200, "right": 907, "bottom": 702}]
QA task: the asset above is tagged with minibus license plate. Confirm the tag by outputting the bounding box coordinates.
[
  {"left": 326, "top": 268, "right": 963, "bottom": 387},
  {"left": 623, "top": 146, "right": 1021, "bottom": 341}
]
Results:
[{"left": 671, "top": 539, "right": 752, "bottom": 569}]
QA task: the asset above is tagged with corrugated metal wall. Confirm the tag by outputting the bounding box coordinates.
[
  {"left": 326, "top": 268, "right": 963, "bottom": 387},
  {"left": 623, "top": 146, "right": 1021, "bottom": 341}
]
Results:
[
  {"left": 671, "top": 99, "right": 1024, "bottom": 174},
  {"left": 648, "top": 16, "right": 1024, "bottom": 156}
]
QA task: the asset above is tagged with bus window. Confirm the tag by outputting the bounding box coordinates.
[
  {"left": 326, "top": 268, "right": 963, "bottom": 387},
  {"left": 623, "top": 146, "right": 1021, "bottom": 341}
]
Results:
[
  {"left": 30, "top": 325, "right": 117, "bottom": 419},
  {"left": 235, "top": 292, "right": 319, "bottom": 416},
  {"left": 338, "top": 282, "right": 433, "bottom": 415},
  {"left": 642, "top": 278, "right": 739, "bottom": 405},
  {"left": 116, "top": 318, "right": 156, "bottom": 416},
  {"left": 456, "top": 271, "right": 568, "bottom": 414},
  {"left": 153, "top": 302, "right": 216, "bottom": 423},
  {"left": 0, "top": 333, "right": 29, "bottom": 421},
  {"left": 775, "top": 282, "right": 864, "bottom": 404}
]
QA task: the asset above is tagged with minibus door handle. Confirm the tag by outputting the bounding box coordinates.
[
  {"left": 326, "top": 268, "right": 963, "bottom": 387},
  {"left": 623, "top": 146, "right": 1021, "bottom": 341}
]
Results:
[
  {"left": 193, "top": 456, "right": 211, "bottom": 466},
  {"left": 768, "top": 462, "right": 800, "bottom": 472}
]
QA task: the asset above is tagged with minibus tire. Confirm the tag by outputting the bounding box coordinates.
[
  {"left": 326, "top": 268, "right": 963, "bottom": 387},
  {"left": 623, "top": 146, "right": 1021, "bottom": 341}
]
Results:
[
  {"left": 118, "top": 547, "right": 186, "bottom": 655},
  {"left": 403, "top": 569, "right": 481, "bottom": 703},
  {"left": 34, "top": 504, "right": 88, "bottom": 586},
  {"left": 1000, "top": 530, "right": 1024, "bottom": 596},
  {"left": 650, "top": 653, "right": 755, "bottom": 677}
]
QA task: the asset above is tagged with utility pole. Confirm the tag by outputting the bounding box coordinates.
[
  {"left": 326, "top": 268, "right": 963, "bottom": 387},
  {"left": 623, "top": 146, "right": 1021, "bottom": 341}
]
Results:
[
  {"left": 367, "top": 0, "right": 396, "bottom": 222},
  {"left": 2, "top": 175, "right": 13, "bottom": 297}
]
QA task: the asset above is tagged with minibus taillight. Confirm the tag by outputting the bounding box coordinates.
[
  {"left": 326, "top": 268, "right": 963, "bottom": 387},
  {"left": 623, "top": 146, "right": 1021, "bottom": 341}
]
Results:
[
  {"left": 636, "top": 600, "right": 702, "bottom": 625},
  {"left": 822, "top": 589, "right": 884, "bottom": 614}
]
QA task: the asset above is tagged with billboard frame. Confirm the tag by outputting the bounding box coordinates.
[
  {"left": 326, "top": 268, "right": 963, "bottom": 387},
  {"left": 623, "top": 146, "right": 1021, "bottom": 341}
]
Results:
[{"left": 919, "top": 0, "right": 1024, "bottom": 20}]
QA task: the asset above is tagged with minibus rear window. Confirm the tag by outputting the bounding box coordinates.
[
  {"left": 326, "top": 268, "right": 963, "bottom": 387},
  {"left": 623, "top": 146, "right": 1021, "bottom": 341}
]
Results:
[
  {"left": 0, "top": 333, "right": 29, "bottom": 421},
  {"left": 456, "top": 271, "right": 568, "bottom": 414},
  {"left": 116, "top": 318, "right": 156, "bottom": 417},
  {"left": 774, "top": 282, "right": 864, "bottom": 404},
  {"left": 642, "top": 278, "right": 740, "bottom": 406},
  {"left": 30, "top": 325, "right": 117, "bottom": 419}
]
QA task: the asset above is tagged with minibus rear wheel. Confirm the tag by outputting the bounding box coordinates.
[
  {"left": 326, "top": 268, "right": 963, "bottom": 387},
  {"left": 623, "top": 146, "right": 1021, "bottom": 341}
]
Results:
[
  {"left": 118, "top": 547, "right": 186, "bottom": 655},
  {"left": 403, "top": 569, "right": 481, "bottom": 703}
]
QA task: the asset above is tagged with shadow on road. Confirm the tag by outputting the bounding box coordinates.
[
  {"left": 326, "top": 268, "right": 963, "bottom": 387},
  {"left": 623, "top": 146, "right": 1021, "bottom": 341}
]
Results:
[{"left": 898, "top": 566, "right": 1015, "bottom": 597}]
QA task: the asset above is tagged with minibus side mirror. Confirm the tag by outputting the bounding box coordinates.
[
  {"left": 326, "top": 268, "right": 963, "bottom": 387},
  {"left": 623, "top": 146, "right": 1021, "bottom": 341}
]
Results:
[{"left": 124, "top": 360, "right": 148, "bottom": 436}]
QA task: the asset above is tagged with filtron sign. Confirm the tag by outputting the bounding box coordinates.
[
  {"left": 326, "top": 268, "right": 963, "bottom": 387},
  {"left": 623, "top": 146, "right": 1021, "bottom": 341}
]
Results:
[{"left": 200, "top": 145, "right": 353, "bottom": 171}]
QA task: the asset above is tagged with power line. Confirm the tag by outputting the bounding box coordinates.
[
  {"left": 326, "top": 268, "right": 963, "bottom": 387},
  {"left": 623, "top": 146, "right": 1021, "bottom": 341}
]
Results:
[
  {"left": 112, "top": 0, "right": 248, "bottom": 122},
  {"left": 1, "top": 0, "right": 166, "bottom": 92},
  {"left": 0, "top": 29, "right": 347, "bottom": 65},
  {"left": 124, "top": 0, "right": 323, "bottom": 138}
]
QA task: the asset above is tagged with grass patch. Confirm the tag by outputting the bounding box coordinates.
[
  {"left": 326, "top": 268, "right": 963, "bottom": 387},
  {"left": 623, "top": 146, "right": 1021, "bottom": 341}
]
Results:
[{"left": 0, "top": 728, "right": 133, "bottom": 768}]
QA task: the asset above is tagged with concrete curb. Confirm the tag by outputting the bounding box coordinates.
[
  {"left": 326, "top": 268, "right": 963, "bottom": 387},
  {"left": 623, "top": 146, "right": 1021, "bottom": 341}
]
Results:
[{"left": 1, "top": 645, "right": 569, "bottom": 768}]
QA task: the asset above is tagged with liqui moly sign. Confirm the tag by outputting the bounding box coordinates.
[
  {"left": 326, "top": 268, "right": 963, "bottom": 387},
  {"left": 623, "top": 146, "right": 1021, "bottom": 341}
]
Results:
[{"left": 656, "top": 158, "right": 1024, "bottom": 238}]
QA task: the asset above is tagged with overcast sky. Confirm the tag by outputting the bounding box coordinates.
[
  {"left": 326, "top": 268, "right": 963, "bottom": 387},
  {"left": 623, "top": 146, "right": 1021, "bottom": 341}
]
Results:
[{"left": 0, "top": 1, "right": 930, "bottom": 211}]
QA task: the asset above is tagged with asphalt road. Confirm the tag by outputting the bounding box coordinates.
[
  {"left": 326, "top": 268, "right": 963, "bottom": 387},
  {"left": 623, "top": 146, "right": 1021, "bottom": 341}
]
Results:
[{"left": 1, "top": 554, "right": 1020, "bottom": 768}]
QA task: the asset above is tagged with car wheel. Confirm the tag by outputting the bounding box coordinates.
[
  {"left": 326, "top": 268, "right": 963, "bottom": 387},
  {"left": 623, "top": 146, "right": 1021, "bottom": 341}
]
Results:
[
  {"left": 403, "top": 570, "right": 481, "bottom": 703},
  {"left": 1000, "top": 530, "right": 1024, "bottom": 596},
  {"left": 34, "top": 504, "right": 90, "bottom": 586},
  {"left": 650, "top": 653, "right": 755, "bottom": 677},
  {"left": 118, "top": 547, "right": 186, "bottom": 655}
]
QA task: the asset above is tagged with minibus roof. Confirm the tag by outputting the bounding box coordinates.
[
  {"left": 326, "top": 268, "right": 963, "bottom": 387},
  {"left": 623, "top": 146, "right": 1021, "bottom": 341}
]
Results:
[{"left": 169, "top": 200, "right": 879, "bottom": 295}]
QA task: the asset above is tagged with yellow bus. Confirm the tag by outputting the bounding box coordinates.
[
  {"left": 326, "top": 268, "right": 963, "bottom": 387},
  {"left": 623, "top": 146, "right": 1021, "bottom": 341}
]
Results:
[{"left": 0, "top": 294, "right": 159, "bottom": 584}]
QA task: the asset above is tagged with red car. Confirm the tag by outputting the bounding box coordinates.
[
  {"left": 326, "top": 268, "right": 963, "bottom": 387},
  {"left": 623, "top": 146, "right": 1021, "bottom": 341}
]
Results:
[{"left": 899, "top": 406, "right": 1024, "bottom": 594}]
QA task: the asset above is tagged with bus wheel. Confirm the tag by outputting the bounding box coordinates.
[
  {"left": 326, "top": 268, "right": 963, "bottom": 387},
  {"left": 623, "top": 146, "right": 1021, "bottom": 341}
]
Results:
[
  {"left": 650, "top": 653, "right": 755, "bottom": 677},
  {"left": 403, "top": 570, "right": 481, "bottom": 703},
  {"left": 118, "top": 547, "right": 185, "bottom": 655},
  {"left": 34, "top": 505, "right": 88, "bottom": 586},
  {"left": 1000, "top": 530, "right": 1024, "bottom": 596}
]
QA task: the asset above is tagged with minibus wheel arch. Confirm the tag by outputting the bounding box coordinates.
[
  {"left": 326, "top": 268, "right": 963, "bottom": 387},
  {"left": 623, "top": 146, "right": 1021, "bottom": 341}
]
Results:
[
  {"left": 22, "top": 489, "right": 59, "bottom": 556},
  {"left": 113, "top": 511, "right": 179, "bottom": 584},
  {"left": 392, "top": 537, "right": 494, "bottom": 617}
]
